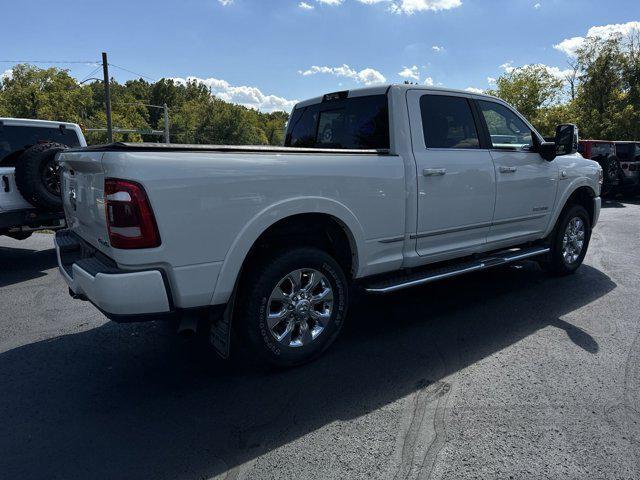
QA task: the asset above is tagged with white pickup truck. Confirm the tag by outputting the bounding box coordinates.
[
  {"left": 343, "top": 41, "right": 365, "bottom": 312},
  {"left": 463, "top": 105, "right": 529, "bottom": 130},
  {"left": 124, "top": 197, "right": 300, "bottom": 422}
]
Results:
[{"left": 54, "top": 85, "right": 602, "bottom": 366}]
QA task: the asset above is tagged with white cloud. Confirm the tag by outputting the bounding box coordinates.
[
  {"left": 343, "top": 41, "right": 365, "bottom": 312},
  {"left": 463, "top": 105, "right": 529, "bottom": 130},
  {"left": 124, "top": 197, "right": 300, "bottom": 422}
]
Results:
[
  {"left": 299, "top": 1, "right": 315, "bottom": 8},
  {"left": 1, "top": 69, "right": 12, "bottom": 81},
  {"left": 169, "top": 76, "right": 297, "bottom": 112},
  {"left": 487, "top": 76, "right": 496, "bottom": 85},
  {"left": 533, "top": 3, "right": 541, "bottom": 9},
  {"left": 389, "top": 0, "right": 462, "bottom": 14},
  {"left": 432, "top": 45, "right": 444, "bottom": 52},
  {"left": 218, "top": 0, "right": 234, "bottom": 5},
  {"left": 299, "top": 64, "right": 386, "bottom": 85},
  {"left": 424, "top": 77, "right": 434, "bottom": 86},
  {"left": 398, "top": 65, "right": 420, "bottom": 81},
  {"left": 334, "top": 0, "right": 462, "bottom": 14},
  {"left": 498, "top": 62, "right": 573, "bottom": 80},
  {"left": 554, "top": 21, "right": 640, "bottom": 57},
  {"left": 464, "top": 87, "right": 484, "bottom": 94}
]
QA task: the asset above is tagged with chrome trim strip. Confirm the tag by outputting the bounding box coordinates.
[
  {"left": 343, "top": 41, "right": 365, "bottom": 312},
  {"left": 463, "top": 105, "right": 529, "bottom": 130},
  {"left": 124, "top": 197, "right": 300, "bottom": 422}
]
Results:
[
  {"left": 491, "top": 213, "right": 547, "bottom": 226},
  {"left": 411, "top": 221, "right": 492, "bottom": 240},
  {"left": 365, "top": 247, "right": 550, "bottom": 294},
  {"left": 378, "top": 235, "right": 405, "bottom": 244}
]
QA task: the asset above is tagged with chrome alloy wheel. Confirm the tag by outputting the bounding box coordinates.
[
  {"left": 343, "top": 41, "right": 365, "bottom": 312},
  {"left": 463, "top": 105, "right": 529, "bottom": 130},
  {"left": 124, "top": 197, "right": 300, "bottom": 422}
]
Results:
[
  {"left": 266, "top": 269, "right": 333, "bottom": 348},
  {"left": 562, "top": 217, "right": 585, "bottom": 264}
]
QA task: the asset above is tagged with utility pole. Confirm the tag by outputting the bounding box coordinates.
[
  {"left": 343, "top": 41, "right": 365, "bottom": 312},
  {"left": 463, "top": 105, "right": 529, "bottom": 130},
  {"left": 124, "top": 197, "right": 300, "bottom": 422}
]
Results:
[
  {"left": 101, "top": 52, "right": 113, "bottom": 143},
  {"left": 163, "top": 103, "right": 170, "bottom": 144}
]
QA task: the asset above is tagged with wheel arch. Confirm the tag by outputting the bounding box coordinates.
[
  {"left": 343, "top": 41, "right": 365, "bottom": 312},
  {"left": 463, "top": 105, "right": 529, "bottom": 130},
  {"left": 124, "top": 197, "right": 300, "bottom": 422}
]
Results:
[
  {"left": 210, "top": 197, "right": 365, "bottom": 305},
  {"left": 545, "top": 182, "right": 598, "bottom": 238}
]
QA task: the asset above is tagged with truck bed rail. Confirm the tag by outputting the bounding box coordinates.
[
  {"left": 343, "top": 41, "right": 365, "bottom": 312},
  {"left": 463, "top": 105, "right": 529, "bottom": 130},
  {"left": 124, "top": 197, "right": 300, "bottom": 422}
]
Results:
[{"left": 68, "top": 142, "right": 391, "bottom": 155}]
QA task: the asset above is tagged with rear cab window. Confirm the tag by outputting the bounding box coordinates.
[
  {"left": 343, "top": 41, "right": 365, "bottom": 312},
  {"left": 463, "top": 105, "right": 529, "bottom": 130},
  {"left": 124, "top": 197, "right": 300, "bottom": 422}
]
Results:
[
  {"left": 0, "top": 125, "right": 81, "bottom": 167},
  {"left": 285, "top": 94, "right": 390, "bottom": 150}
]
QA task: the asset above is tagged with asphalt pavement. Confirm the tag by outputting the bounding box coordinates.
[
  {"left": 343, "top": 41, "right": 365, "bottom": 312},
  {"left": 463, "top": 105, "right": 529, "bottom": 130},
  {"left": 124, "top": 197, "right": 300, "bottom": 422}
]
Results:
[{"left": 1, "top": 199, "right": 639, "bottom": 480}]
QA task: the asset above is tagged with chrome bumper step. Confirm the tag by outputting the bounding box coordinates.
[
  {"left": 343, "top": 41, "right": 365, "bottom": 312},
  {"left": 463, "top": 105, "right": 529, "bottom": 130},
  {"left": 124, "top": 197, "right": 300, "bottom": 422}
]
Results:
[{"left": 364, "top": 246, "right": 550, "bottom": 294}]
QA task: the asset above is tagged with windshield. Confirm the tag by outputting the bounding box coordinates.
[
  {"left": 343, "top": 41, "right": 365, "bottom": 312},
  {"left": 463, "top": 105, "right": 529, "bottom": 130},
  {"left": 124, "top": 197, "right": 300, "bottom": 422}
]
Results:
[
  {"left": 284, "top": 94, "right": 390, "bottom": 150},
  {"left": 0, "top": 125, "right": 81, "bottom": 166}
]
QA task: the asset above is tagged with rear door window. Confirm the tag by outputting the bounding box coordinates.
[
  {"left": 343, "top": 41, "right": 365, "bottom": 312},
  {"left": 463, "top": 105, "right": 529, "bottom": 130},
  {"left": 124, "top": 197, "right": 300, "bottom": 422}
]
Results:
[
  {"left": 285, "top": 94, "right": 389, "bottom": 149},
  {"left": 0, "top": 125, "right": 81, "bottom": 166},
  {"left": 419, "top": 95, "right": 480, "bottom": 149}
]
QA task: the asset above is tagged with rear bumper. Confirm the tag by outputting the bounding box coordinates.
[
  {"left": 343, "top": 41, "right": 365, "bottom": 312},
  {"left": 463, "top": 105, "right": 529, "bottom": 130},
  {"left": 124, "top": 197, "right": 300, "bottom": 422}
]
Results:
[
  {"left": 55, "top": 230, "right": 171, "bottom": 321},
  {"left": 0, "top": 208, "right": 65, "bottom": 232}
]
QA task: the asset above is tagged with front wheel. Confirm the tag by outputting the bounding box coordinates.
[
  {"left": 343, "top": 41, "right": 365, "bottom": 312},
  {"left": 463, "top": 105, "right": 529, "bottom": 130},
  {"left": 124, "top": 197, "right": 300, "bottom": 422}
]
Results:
[
  {"left": 542, "top": 204, "right": 591, "bottom": 276},
  {"left": 236, "top": 247, "right": 349, "bottom": 367}
]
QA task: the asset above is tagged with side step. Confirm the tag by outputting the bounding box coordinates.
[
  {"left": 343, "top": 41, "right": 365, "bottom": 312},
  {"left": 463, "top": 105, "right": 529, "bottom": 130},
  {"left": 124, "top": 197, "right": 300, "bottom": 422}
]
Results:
[{"left": 364, "top": 246, "right": 550, "bottom": 294}]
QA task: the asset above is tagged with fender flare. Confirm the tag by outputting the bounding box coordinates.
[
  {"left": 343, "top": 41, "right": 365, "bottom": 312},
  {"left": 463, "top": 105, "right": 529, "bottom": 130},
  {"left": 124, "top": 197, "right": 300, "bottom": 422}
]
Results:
[
  {"left": 543, "top": 178, "right": 598, "bottom": 238},
  {"left": 210, "top": 196, "right": 367, "bottom": 305}
]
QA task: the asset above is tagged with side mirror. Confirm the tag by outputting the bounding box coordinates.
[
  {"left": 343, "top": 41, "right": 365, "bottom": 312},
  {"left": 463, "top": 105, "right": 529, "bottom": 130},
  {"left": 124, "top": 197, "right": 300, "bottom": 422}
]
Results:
[
  {"left": 555, "top": 124, "right": 579, "bottom": 156},
  {"left": 538, "top": 141, "right": 557, "bottom": 162}
]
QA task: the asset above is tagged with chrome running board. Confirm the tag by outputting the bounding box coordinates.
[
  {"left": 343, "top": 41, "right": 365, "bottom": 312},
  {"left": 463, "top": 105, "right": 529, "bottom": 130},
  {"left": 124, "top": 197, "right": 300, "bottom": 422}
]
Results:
[{"left": 364, "top": 246, "right": 550, "bottom": 294}]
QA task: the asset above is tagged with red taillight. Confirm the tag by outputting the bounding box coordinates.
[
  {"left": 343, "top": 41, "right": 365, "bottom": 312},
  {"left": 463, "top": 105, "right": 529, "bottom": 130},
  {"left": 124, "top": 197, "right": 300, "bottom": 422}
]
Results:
[{"left": 104, "top": 178, "right": 160, "bottom": 249}]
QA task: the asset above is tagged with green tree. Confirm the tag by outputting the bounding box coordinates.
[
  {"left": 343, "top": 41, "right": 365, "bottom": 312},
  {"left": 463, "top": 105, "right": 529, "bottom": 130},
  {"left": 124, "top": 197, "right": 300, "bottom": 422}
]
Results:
[
  {"left": 487, "top": 64, "right": 564, "bottom": 124},
  {"left": 0, "top": 64, "right": 92, "bottom": 123}
]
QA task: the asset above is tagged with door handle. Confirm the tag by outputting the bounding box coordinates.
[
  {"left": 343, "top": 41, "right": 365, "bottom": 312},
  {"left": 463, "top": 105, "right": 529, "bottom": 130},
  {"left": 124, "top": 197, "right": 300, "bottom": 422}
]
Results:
[
  {"left": 499, "top": 166, "right": 518, "bottom": 173},
  {"left": 423, "top": 168, "right": 447, "bottom": 177}
]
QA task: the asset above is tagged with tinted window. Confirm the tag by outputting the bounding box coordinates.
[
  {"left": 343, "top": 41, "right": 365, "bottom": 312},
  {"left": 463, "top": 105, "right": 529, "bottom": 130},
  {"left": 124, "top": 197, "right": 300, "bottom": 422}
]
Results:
[
  {"left": 0, "top": 125, "right": 81, "bottom": 166},
  {"left": 478, "top": 100, "right": 532, "bottom": 149},
  {"left": 285, "top": 95, "right": 389, "bottom": 149},
  {"left": 591, "top": 143, "right": 614, "bottom": 159},
  {"left": 615, "top": 143, "right": 640, "bottom": 161},
  {"left": 420, "top": 95, "right": 480, "bottom": 149}
]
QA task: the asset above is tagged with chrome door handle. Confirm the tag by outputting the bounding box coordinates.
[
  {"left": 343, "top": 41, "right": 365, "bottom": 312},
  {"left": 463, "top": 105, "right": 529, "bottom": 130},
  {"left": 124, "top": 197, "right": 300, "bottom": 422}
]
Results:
[
  {"left": 499, "top": 166, "right": 518, "bottom": 173},
  {"left": 423, "top": 168, "right": 447, "bottom": 177}
]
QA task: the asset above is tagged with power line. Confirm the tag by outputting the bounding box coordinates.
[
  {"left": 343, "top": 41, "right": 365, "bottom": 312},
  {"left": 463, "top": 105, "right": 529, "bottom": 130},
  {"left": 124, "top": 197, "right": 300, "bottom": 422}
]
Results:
[
  {"left": 0, "top": 59, "right": 98, "bottom": 65},
  {"left": 108, "top": 63, "right": 155, "bottom": 82}
]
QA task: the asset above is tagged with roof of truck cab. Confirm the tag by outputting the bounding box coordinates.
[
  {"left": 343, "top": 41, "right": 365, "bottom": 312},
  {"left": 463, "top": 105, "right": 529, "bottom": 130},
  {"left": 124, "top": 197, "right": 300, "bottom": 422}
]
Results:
[
  {"left": 0, "top": 117, "right": 82, "bottom": 129},
  {"left": 294, "top": 84, "right": 501, "bottom": 108}
]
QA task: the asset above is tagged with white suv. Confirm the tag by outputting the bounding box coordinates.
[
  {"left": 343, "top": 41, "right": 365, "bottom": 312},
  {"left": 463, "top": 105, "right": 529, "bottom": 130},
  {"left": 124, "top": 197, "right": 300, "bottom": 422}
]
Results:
[{"left": 0, "top": 118, "right": 86, "bottom": 240}]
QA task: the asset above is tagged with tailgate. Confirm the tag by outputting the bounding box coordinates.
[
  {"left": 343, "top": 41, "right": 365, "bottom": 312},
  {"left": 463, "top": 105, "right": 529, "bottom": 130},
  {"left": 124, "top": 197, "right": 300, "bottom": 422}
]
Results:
[{"left": 57, "top": 150, "right": 113, "bottom": 256}]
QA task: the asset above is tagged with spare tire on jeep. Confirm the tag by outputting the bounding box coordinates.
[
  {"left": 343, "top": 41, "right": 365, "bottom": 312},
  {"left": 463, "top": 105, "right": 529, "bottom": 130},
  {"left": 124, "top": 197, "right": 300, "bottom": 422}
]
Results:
[
  {"left": 14, "top": 142, "right": 68, "bottom": 211},
  {"left": 599, "top": 154, "right": 621, "bottom": 197}
]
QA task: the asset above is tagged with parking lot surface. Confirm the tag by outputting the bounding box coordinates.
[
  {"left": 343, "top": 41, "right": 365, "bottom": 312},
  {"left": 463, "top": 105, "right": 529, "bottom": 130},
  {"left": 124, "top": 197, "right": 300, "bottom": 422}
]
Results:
[{"left": 1, "top": 199, "right": 639, "bottom": 480}]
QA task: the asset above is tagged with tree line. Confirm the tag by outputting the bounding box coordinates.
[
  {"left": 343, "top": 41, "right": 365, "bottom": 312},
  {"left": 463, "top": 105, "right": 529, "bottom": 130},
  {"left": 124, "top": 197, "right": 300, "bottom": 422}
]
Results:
[
  {"left": 487, "top": 31, "right": 640, "bottom": 140},
  {"left": 0, "top": 66, "right": 289, "bottom": 145},
  {"left": 1, "top": 30, "right": 639, "bottom": 146}
]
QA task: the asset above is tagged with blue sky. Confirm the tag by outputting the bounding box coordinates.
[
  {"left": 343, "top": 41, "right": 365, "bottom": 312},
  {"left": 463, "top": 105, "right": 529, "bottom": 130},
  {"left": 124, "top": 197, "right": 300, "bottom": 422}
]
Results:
[{"left": 1, "top": 0, "right": 639, "bottom": 111}]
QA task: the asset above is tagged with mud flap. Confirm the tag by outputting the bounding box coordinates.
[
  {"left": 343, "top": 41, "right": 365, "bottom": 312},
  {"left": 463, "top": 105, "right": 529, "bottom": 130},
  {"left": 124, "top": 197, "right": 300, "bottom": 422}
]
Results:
[{"left": 209, "top": 291, "right": 235, "bottom": 359}]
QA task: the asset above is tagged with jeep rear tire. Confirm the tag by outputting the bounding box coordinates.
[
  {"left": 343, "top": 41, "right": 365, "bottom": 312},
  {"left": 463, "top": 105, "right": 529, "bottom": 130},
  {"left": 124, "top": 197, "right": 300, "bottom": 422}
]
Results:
[
  {"left": 14, "top": 142, "right": 69, "bottom": 211},
  {"left": 237, "top": 247, "right": 349, "bottom": 367}
]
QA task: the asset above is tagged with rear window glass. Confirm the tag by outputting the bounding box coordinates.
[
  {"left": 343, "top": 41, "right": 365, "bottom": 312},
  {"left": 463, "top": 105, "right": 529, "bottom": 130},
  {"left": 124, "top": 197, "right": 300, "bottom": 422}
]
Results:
[
  {"left": 420, "top": 95, "right": 480, "bottom": 149},
  {"left": 616, "top": 144, "right": 640, "bottom": 161},
  {"left": 590, "top": 143, "right": 614, "bottom": 159},
  {"left": 0, "top": 125, "right": 81, "bottom": 166},
  {"left": 285, "top": 94, "right": 389, "bottom": 150}
]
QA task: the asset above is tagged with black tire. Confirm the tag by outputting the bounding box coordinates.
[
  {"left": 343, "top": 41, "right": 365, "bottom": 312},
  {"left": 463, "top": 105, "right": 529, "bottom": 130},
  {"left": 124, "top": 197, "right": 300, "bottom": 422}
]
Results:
[
  {"left": 600, "top": 155, "right": 620, "bottom": 197},
  {"left": 14, "top": 142, "right": 68, "bottom": 211},
  {"left": 236, "top": 247, "right": 349, "bottom": 367},
  {"left": 542, "top": 204, "right": 591, "bottom": 276}
]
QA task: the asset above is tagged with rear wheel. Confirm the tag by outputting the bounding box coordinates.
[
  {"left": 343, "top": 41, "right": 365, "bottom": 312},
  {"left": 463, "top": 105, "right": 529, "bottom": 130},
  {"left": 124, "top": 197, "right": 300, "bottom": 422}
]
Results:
[
  {"left": 236, "top": 247, "right": 349, "bottom": 367},
  {"left": 542, "top": 204, "right": 591, "bottom": 276}
]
